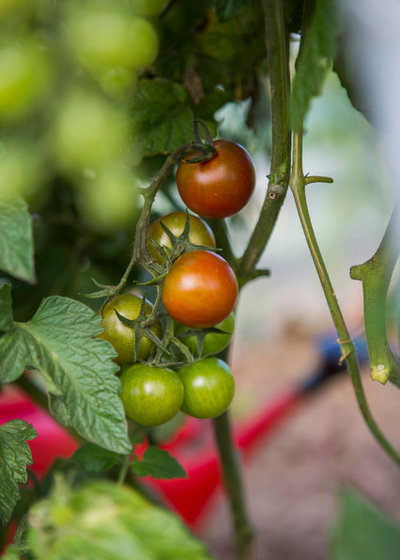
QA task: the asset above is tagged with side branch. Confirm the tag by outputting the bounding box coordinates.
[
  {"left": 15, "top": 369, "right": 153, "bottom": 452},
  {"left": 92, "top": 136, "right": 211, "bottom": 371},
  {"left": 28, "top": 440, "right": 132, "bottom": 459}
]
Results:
[{"left": 238, "top": 0, "right": 291, "bottom": 276}]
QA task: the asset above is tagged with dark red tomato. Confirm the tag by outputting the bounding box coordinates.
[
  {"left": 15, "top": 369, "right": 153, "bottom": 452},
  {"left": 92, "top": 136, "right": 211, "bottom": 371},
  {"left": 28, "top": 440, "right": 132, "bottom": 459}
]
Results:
[
  {"left": 176, "top": 139, "right": 255, "bottom": 219},
  {"left": 146, "top": 211, "right": 216, "bottom": 264},
  {"left": 161, "top": 250, "right": 238, "bottom": 328}
]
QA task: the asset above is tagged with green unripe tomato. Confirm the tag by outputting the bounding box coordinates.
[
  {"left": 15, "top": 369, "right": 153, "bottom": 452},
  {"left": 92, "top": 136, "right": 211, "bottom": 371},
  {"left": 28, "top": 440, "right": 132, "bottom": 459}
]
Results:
[
  {"left": 120, "top": 364, "right": 184, "bottom": 426},
  {"left": 52, "top": 89, "right": 128, "bottom": 173},
  {"left": 178, "top": 358, "right": 234, "bottom": 419},
  {"left": 131, "top": 0, "right": 170, "bottom": 17},
  {"left": 0, "top": 39, "right": 52, "bottom": 121},
  {"left": 98, "top": 294, "right": 162, "bottom": 365},
  {"left": 77, "top": 164, "right": 139, "bottom": 232},
  {"left": 65, "top": 4, "right": 158, "bottom": 70},
  {"left": 177, "top": 313, "right": 235, "bottom": 357},
  {"left": 147, "top": 211, "right": 216, "bottom": 264},
  {"left": 99, "top": 66, "right": 138, "bottom": 101}
]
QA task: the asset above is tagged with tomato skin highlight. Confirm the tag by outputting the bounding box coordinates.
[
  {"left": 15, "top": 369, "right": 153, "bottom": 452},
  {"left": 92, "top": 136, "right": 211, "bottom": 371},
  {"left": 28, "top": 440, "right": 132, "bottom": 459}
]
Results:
[
  {"left": 147, "top": 211, "right": 216, "bottom": 264},
  {"left": 176, "top": 139, "right": 255, "bottom": 219},
  {"left": 161, "top": 250, "right": 238, "bottom": 328},
  {"left": 178, "top": 358, "right": 235, "bottom": 419},
  {"left": 120, "top": 364, "right": 184, "bottom": 426},
  {"left": 98, "top": 294, "right": 162, "bottom": 365}
]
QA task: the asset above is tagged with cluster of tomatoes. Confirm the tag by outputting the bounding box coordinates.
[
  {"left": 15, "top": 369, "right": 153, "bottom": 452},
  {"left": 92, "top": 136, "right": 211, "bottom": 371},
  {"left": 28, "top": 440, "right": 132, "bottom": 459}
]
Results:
[{"left": 99, "top": 139, "right": 256, "bottom": 427}]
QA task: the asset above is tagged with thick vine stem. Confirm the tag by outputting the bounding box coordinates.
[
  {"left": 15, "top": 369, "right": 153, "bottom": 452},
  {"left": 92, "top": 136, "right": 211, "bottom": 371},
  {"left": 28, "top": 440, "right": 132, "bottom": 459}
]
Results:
[
  {"left": 238, "top": 0, "right": 291, "bottom": 276},
  {"left": 213, "top": 411, "right": 254, "bottom": 560},
  {"left": 290, "top": 130, "right": 400, "bottom": 468},
  {"left": 350, "top": 205, "right": 400, "bottom": 385}
]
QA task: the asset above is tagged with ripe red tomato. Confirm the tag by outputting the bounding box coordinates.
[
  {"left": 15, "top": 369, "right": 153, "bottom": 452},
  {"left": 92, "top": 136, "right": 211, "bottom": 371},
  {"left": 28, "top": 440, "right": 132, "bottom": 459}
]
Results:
[
  {"left": 161, "top": 250, "right": 238, "bottom": 328},
  {"left": 176, "top": 139, "right": 255, "bottom": 219},
  {"left": 147, "top": 211, "right": 216, "bottom": 264},
  {"left": 178, "top": 358, "right": 234, "bottom": 419},
  {"left": 120, "top": 364, "right": 184, "bottom": 426},
  {"left": 98, "top": 294, "right": 162, "bottom": 365}
]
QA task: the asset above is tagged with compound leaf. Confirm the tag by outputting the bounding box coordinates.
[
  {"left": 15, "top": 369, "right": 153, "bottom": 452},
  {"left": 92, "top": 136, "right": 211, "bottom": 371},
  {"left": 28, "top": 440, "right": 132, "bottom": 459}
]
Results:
[
  {"left": 130, "top": 79, "right": 195, "bottom": 159},
  {"left": 0, "top": 296, "right": 131, "bottom": 454},
  {"left": 290, "top": 0, "right": 341, "bottom": 131},
  {"left": 0, "top": 283, "right": 13, "bottom": 331},
  {"left": 0, "top": 420, "right": 37, "bottom": 524},
  {"left": 133, "top": 446, "right": 187, "bottom": 479},
  {"left": 0, "top": 197, "right": 35, "bottom": 283}
]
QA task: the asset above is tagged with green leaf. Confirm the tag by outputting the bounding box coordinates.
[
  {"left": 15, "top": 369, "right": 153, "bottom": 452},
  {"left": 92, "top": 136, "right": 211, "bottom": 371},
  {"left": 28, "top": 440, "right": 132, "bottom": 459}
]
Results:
[
  {"left": 72, "top": 443, "right": 120, "bottom": 474},
  {"left": 0, "top": 296, "right": 131, "bottom": 454},
  {"left": 330, "top": 486, "right": 400, "bottom": 560},
  {"left": 130, "top": 79, "right": 195, "bottom": 159},
  {"left": 28, "top": 478, "right": 213, "bottom": 559},
  {"left": 0, "top": 197, "right": 35, "bottom": 283},
  {"left": 290, "top": 0, "right": 341, "bottom": 132},
  {"left": 0, "top": 283, "right": 13, "bottom": 331},
  {"left": 0, "top": 420, "right": 37, "bottom": 524},
  {"left": 133, "top": 446, "right": 187, "bottom": 479},
  {"left": 215, "top": 0, "right": 250, "bottom": 22},
  {"left": 1, "top": 544, "right": 23, "bottom": 559}
]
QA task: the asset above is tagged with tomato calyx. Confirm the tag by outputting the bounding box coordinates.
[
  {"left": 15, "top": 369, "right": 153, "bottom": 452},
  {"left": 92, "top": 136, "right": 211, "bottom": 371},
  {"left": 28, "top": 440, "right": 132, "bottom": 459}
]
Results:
[
  {"left": 148, "top": 211, "right": 219, "bottom": 267},
  {"left": 112, "top": 299, "right": 168, "bottom": 362},
  {"left": 183, "top": 119, "right": 217, "bottom": 164}
]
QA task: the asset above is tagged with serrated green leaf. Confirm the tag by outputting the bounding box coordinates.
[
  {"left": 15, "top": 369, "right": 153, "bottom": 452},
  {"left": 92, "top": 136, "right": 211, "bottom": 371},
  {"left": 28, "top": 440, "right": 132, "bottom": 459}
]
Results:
[
  {"left": 0, "top": 296, "right": 131, "bottom": 454},
  {"left": 133, "top": 446, "right": 187, "bottom": 479},
  {"left": 130, "top": 79, "right": 195, "bottom": 159},
  {"left": 215, "top": 0, "right": 250, "bottom": 22},
  {"left": 0, "top": 283, "right": 13, "bottom": 331},
  {"left": 72, "top": 443, "right": 120, "bottom": 474},
  {"left": 0, "top": 197, "right": 35, "bottom": 283},
  {"left": 28, "top": 479, "right": 213, "bottom": 559},
  {"left": 290, "top": 0, "right": 341, "bottom": 132},
  {"left": 330, "top": 486, "right": 400, "bottom": 560},
  {"left": 0, "top": 420, "right": 37, "bottom": 524}
]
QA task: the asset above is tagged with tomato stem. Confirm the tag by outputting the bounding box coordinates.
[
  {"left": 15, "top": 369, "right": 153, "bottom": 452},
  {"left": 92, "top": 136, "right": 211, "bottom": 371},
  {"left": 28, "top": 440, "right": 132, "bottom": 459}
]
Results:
[
  {"left": 238, "top": 0, "right": 291, "bottom": 278},
  {"left": 290, "top": 129, "right": 400, "bottom": 468}
]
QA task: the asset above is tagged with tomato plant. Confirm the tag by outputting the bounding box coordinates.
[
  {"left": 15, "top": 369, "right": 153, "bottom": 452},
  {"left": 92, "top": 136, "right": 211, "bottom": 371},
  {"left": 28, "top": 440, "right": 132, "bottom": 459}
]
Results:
[
  {"left": 147, "top": 211, "right": 216, "bottom": 263},
  {"left": 178, "top": 358, "right": 235, "bottom": 419},
  {"left": 176, "top": 139, "right": 256, "bottom": 219},
  {"left": 120, "top": 364, "right": 184, "bottom": 426},
  {"left": 176, "top": 313, "right": 235, "bottom": 358},
  {"left": 98, "top": 294, "right": 162, "bottom": 365},
  {"left": 161, "top": 250, "right": 238, "bottom": 328}
]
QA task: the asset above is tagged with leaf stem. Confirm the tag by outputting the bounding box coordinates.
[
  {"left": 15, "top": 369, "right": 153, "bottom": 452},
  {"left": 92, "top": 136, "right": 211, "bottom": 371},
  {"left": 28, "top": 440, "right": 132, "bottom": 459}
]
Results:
[
  {"left": 118, "top": 454, "right": 131, "bottom": 485},
  {"left": 238, "top": 0, "right": 291, "bottom": 276},
  {"left": 290, "top": 130, "right": 400, "bottom": 467}
]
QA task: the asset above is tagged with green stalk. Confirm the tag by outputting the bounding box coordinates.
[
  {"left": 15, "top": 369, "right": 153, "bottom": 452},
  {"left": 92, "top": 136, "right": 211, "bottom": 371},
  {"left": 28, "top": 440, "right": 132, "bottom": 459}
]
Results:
[
  {"left": 213, "top": 411, "right": 254, "bottom": 560},
  {"left": 290, "top": 131, "right": 400, "bottom": 467},
  {"left": 238, "top": 0, "right": 291, "bottom": 277}
]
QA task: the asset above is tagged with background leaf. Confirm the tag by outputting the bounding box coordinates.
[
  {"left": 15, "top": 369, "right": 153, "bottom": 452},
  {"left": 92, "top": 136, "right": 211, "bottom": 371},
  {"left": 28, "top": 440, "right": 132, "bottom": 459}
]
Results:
[
  {"left": 0, "top": 296, "right": 131, "bottom": 454},
  {"left": 290, "top": 0, "right": 341, "bottom": 132},
  {"left": 214, "top": 0, "right": 250, "bottom": 22},
  {"left": 28, "top": 478, "right": 213, "bottom": 560},
  {"left": 0, "top": 420, "right": 37, "bottom": 524},
  {"left": 133, "top": 446, "right": 187, "bottom": 479},
  {"left": 0, "top": 197, "right": 35, "bottom": 283},
  {"left": 130, "top": 79, "right": 197, "bottom": 159},
  {"left": 330, "top": 486, "right": 400, "bottom": 560},
  {"left": 0, "top": 283, "right": 13, "bottom": 331}
]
